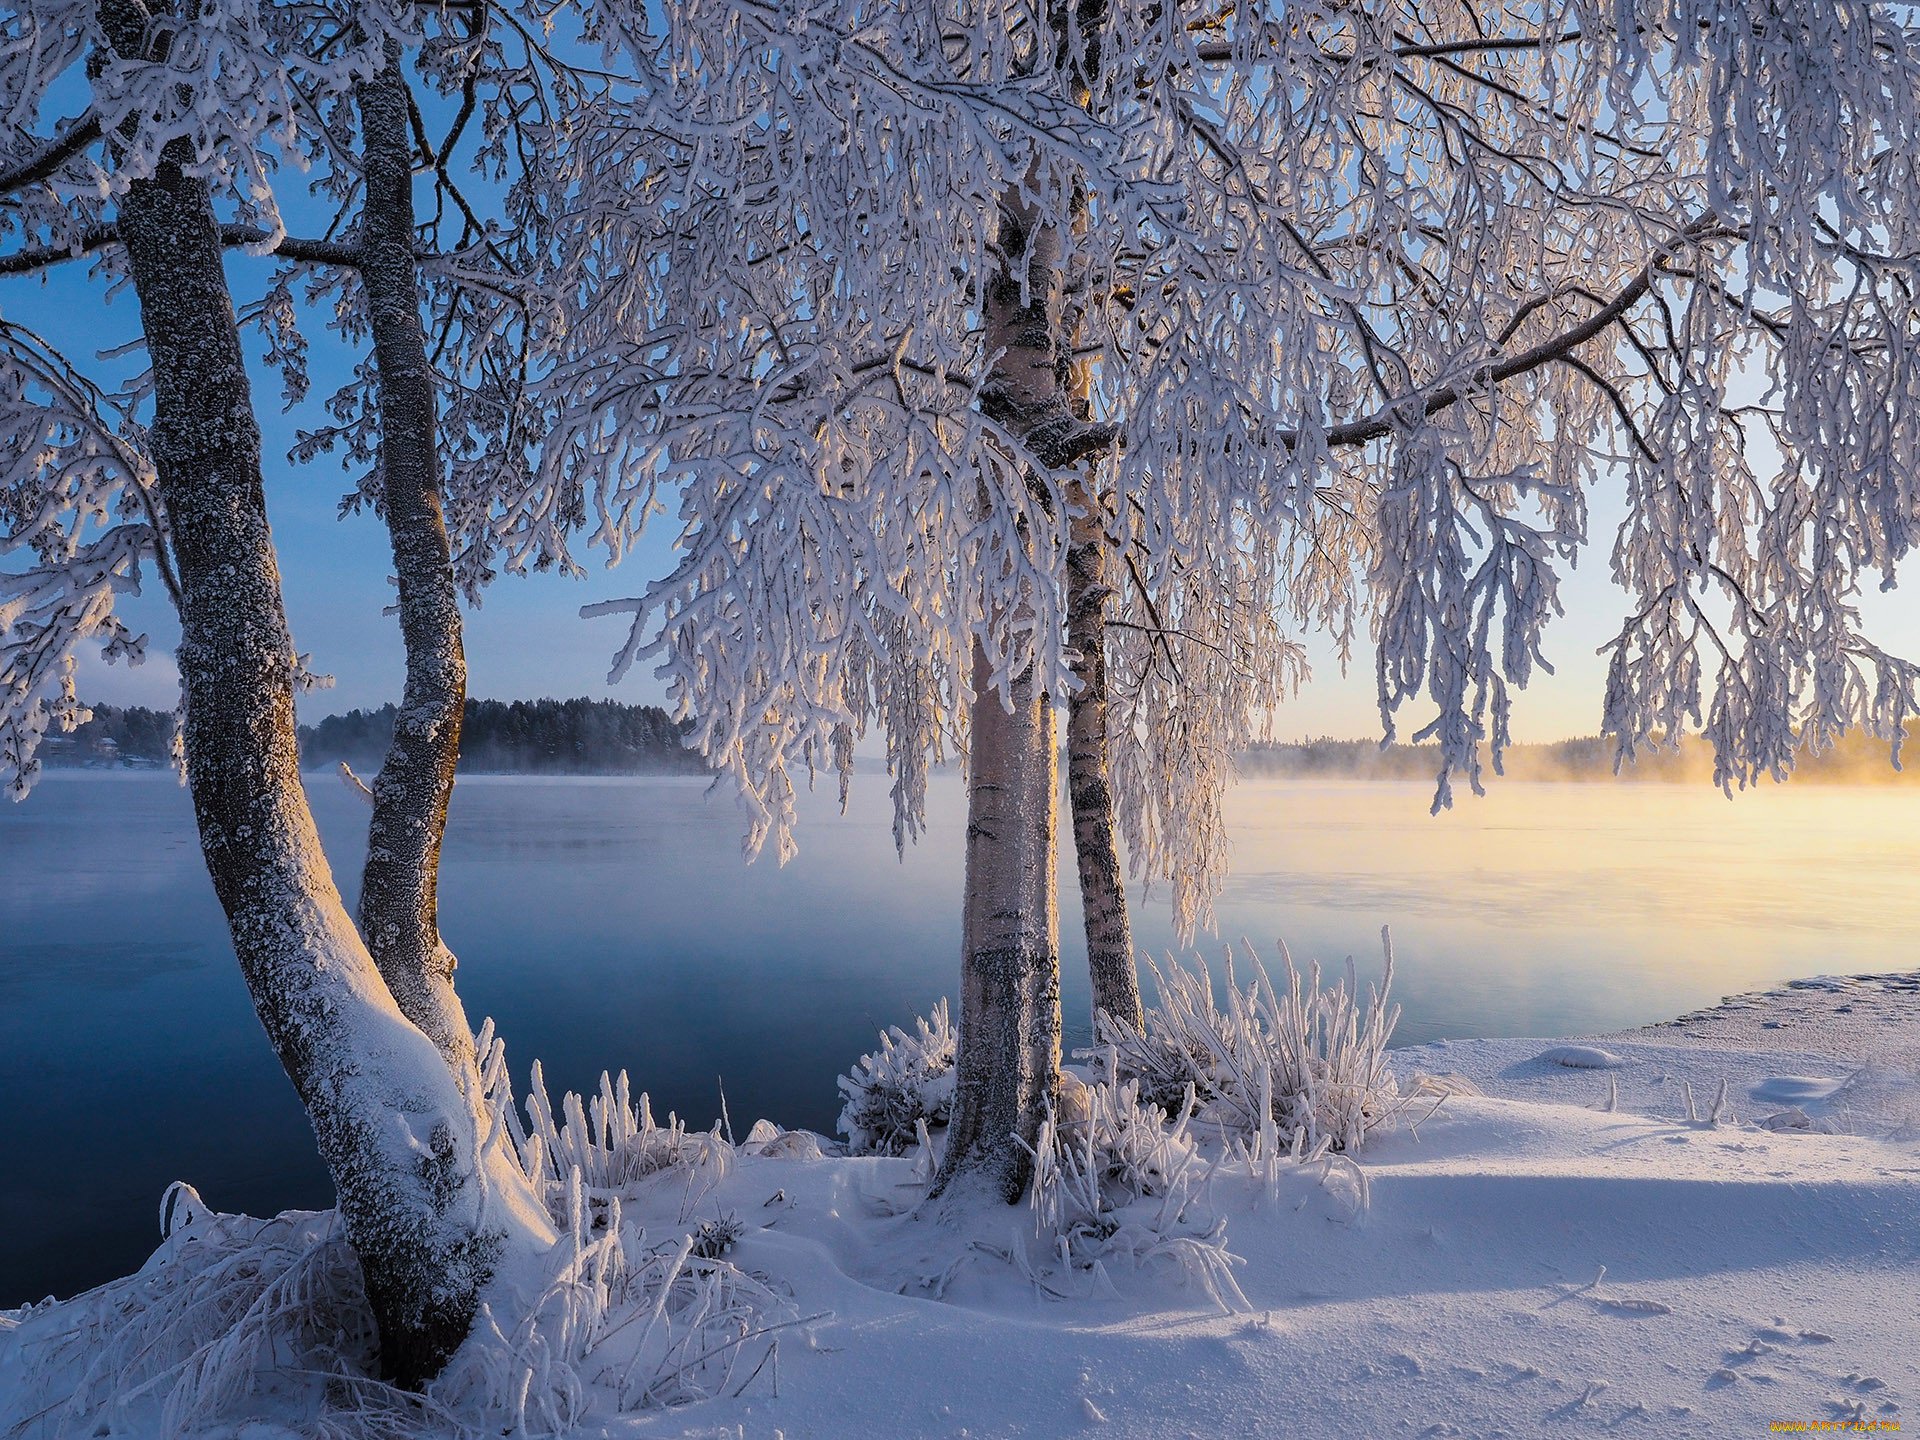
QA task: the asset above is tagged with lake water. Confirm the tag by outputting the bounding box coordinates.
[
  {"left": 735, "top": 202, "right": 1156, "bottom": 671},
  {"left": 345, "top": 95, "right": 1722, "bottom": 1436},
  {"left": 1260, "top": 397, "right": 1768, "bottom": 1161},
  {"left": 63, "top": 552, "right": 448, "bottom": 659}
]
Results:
[{"left": 3, "top": 769, "right": 1914, "bottom": 1305}]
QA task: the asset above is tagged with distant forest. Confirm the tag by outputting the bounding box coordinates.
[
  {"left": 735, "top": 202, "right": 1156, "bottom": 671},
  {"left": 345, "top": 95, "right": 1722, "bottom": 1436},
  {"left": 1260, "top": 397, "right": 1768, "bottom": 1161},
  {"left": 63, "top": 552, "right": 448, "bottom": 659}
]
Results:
[
  {"left": 44, "top": 699, "right": 707, "bottom": 776},
  {"left": 37, "top": 705, "right": 176, "bottom": 768},
  {"left": 300, "top": 698, "right": 706, "bottom": 774}
]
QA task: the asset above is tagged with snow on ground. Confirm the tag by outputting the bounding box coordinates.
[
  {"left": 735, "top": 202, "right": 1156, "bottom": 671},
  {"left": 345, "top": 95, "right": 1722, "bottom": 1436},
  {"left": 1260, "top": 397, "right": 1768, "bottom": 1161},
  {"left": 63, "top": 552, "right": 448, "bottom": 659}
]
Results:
[
  {"left": 4, "top": 973, "right": 1918, "bottom": 1439},
  {"left": 557, "top": 1099, "right": 1920, "bottom": 1440},
  {"left": 1397, "top": 971, "right": 1920, "bottom": 1140}
]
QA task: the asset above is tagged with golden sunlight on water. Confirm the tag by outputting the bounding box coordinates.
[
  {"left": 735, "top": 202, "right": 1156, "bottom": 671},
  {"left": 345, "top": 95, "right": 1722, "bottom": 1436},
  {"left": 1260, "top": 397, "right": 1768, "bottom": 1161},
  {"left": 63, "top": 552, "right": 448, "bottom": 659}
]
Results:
[{"left": 1199, "top": 779, "right": 1918, "bottom": 1046}]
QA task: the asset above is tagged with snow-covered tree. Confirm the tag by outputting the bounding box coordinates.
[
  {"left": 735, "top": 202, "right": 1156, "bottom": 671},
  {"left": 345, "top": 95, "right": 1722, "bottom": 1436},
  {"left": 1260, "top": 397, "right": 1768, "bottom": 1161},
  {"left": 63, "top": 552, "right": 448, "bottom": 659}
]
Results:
[
  {"left": 0, "top": 0, "right": 569, "bottom": 1384},
  {"left": 16, "top": 0, "right": 1918, "bottom": 1243},
  {"left": 297, "top": 5, "right": 572, "bottom": 1074},
  {"left": 347, "top": 35, "right": 482, "bottom": 1071},
  {"left": 511, "top": 0, "right": 1920, "bottom": 1198}
]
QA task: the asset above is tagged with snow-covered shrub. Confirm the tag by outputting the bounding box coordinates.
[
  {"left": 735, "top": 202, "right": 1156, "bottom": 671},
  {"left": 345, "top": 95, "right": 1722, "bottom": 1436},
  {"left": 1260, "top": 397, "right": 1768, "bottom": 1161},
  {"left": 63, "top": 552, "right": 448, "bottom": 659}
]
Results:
[
  {"left": 0, "top": 1184, "right": 440, "bottom": 1439},
  {"left": 1006, "top": 1077, "right": 1247, "bottom": 1310},
  {"left": 1099, "top": 931, "right": 1404, "bottom": 1154},
  {"left": 836, "top": 999, "right": 957, "bottom": 1155}
]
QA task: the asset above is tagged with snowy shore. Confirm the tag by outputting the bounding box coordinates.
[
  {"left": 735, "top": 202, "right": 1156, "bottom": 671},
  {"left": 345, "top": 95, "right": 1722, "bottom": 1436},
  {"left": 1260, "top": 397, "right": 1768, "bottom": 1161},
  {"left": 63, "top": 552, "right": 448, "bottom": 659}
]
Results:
[
  {"left": 633, "top": 971, "right": 1920, "bottom": 1439},
  {"left": 4, "top": 972, "right": 1916, "bottom": 1439}
]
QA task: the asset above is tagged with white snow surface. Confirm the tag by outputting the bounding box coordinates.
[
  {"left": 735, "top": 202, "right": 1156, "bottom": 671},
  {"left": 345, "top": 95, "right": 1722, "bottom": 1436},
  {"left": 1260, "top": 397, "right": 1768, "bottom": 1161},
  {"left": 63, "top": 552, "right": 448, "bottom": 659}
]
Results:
[
  {"left": 1533, "top": 1044, "right": 1627, "bottom": 1069},
  {"left": 4, "top": 973, "right": 1918, "bottom": 1438}
]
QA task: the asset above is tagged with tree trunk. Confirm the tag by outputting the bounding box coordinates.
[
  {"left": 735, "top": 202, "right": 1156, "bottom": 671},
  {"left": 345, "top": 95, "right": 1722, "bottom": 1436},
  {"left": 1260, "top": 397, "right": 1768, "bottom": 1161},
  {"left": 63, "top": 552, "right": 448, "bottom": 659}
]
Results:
[
  {"left": 930, "top": 638, "right": 1062, "bottom": 1203},
  {"left": 107, "top": 77, "right": 547, "bottom": 1388},
  {"left": 353, "top": 41, "right": 476, "bottom": 1072},
  {"left": 1064, "top": 480, "right": 1142, "bottom": 1031},
  {"left": 931, "top": 196, "right": 1076, "bottom": 1203}
]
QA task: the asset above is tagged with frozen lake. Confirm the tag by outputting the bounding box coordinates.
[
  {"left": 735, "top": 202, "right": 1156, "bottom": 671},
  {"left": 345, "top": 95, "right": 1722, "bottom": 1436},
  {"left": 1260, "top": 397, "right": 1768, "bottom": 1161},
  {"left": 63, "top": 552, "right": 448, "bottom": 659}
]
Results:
[{"left": 2, "top": 768, "right": 1914, "bottom": 1304}]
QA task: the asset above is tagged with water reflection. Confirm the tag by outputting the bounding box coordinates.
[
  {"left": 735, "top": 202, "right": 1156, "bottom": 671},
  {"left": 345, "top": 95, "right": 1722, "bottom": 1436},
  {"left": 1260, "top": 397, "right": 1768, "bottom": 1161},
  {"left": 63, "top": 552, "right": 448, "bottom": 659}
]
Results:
[{"left": 1, "top": 770, "right": 1913, "bottom": 1303}]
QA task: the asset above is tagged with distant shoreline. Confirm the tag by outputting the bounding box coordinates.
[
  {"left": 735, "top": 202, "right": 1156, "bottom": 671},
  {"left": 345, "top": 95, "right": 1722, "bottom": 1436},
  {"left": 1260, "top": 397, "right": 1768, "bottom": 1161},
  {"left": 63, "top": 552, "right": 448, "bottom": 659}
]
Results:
[
  {"left": 43, "top": 704, "right": 1920, "bottom": 785},
  {"left": 1239, "top": 731, "right": 1920, "bottom": 785},
  {"left": 42, "top": 697, "right": 711, "bottom": 779}
]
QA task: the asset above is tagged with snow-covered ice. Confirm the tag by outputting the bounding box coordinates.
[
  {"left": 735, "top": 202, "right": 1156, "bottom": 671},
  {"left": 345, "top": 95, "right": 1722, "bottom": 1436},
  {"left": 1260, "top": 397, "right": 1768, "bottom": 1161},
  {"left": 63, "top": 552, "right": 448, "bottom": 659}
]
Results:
[{"left": 3, "top": 971, "right": 1917, "bottom": 1438}]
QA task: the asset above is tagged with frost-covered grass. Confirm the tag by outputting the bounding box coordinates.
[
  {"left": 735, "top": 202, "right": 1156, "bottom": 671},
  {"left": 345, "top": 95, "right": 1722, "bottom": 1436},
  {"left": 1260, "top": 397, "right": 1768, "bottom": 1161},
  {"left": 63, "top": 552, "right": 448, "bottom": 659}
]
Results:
[
  {"left": 0, "top": 1028, "right": 801, "bottom": 1440},
  {"left": 428, "top": 1025, "right": 795, "bottom": 1432},
  {"left": 850, "top": 949, "right": 1400, "bottom": 1313},
  {"left": 1012, "top": 1076, "right": 1248, "bottom": 1310},
  {"left": 840, "top": 935, "right": 1406, "bottom": 1165},
  {"left": 0, "top": 1185, "right": 427, "bottom": 1440},
  {"left": 1097, "top": 931, "right": 1406, "bottom": 1154},
  {"left": 478, "top": 1019, "right": 733, "bottom": 1202},
  {"left": 836, "top": 998, "right": 957, "bottom": 1156}
]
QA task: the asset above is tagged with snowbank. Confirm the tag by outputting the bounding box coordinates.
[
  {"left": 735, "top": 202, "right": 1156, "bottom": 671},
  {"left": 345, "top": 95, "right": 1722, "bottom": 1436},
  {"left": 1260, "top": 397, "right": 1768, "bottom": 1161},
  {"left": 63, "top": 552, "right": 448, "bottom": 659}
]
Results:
[{"left": 4, "top": 973, "right": 1916, "bottom": 1438}]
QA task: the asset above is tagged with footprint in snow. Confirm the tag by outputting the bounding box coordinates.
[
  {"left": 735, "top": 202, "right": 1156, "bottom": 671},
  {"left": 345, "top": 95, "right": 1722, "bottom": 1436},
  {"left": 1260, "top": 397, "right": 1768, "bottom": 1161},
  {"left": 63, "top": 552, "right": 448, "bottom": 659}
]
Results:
[
  {"left": 1593, "top": 1295, "right": 1673, "bottom": 1316},
  {"left": 1353, "top": 1352, "right": 1424, "bottom": 1380}
]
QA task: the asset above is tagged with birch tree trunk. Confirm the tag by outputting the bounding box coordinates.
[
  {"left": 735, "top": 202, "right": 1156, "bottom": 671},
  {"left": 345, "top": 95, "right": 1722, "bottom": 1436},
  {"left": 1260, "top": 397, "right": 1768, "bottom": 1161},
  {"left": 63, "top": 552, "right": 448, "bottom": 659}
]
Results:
[
  {"left": 104, "top": 18, "right": 547, "bottom": 1381},
  {"left": 930, "top": 638, "right": 1062, "bottom": 1202},
  {"left": 931, "top": 198, "right": 1086, "bottom": 1202},
  {"left": 1064, "top": 481, "right": 1142, "bottom": 1031},
  {"left": 352, "top": 42, "right": 477, "bottom": 1073}
]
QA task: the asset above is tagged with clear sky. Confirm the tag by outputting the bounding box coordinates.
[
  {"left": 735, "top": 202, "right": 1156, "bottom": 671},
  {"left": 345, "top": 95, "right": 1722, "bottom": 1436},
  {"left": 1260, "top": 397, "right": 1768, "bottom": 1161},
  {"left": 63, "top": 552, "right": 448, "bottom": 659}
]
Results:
[{"left": 14, "top": 220, "right": 1920, "bottom": 745}]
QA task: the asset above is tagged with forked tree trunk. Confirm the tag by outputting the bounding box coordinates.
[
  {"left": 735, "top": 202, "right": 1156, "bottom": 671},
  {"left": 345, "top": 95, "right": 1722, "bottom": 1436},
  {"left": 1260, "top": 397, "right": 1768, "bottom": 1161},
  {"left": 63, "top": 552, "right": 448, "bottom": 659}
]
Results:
[
  {"left": 930, "top": 638, "right": 1062, "bottom": 1203},
  {"left": 108, "top": 99, "right": 546, "bottom": 1388},
  {"left": 353, "top": 42, "right": 476, "bottom": 1072},
  {"left": 1064, "top": 480, "right": 1142, "bottom": 1031}
]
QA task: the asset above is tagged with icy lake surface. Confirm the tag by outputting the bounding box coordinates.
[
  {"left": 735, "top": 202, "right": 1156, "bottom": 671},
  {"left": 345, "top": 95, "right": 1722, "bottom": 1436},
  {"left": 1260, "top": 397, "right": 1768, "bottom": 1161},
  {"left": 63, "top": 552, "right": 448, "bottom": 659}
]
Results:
[{"left": 3, "top": 769, "right": 1915, "bottom": 1304}]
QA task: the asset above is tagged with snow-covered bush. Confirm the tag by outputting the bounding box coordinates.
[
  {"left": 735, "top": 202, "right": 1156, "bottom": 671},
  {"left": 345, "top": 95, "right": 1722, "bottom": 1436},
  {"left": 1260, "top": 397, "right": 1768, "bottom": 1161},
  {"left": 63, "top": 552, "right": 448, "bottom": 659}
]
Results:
[
  {"left": 1009, "top": 1076, "right": 1248, "bottom": 1310},
  {"left": 1099, "top": 932, "right": 1404, "bottom": 1154},
  {"left": 836, "top": 1000, "right": 958, "bottom": 1156},
  {"left": 0, "top": 1184, "right": 442, "bottom": 1439}
]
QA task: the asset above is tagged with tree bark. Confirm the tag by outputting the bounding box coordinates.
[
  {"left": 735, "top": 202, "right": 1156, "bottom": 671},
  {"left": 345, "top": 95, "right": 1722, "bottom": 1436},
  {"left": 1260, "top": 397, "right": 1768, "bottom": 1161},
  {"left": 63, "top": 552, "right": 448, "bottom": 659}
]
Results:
[
  {"left": 104, "top": 17, "right": 547, "bottom": 1382},
  {"left": 930, "top": 638, "right": 1062, "bottom": 1203},
  {"left": 1064, "top": 480, "right": 1142, "bottom": 1031},
  {"left": 352, "top": 41, "right": 476, "bottom": 1073},
  {"left": 1052, "top": 0, "right": 1140, "bottom": 1033},
  {"left": 931, "top": 196, "right": 1073, "bottom": 1203}
]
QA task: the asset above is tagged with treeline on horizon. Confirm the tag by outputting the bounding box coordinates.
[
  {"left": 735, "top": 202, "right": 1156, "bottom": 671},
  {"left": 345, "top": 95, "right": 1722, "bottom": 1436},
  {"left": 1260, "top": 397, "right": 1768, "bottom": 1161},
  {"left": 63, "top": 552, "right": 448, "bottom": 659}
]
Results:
[
  {"left": 45, "top": 698, "right": 707, "bottom": 776},
  {"left": 1242, "top": 731, "right": 1920, "bottom": 784},
  {"left": 48, "top": 702, "right": 1920, "bottom": 784}
]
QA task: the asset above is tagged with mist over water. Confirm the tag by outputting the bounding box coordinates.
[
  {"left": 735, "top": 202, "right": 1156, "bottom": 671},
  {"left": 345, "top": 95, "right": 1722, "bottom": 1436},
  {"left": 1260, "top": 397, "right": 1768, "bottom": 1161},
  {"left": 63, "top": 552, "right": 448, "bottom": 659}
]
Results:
[{"left": 2, "top": 769, "right": 1913, "bottom": 1305}]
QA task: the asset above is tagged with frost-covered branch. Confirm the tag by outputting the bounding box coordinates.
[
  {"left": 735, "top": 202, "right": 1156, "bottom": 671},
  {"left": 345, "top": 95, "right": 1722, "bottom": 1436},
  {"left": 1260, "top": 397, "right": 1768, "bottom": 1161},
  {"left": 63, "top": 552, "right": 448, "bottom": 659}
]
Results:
[
  {"left": 486, "top": 0, "right": 1920, "bottom": 874},
  {"left": 0, "top": 319, "right": 160, "bottom": 798}
]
